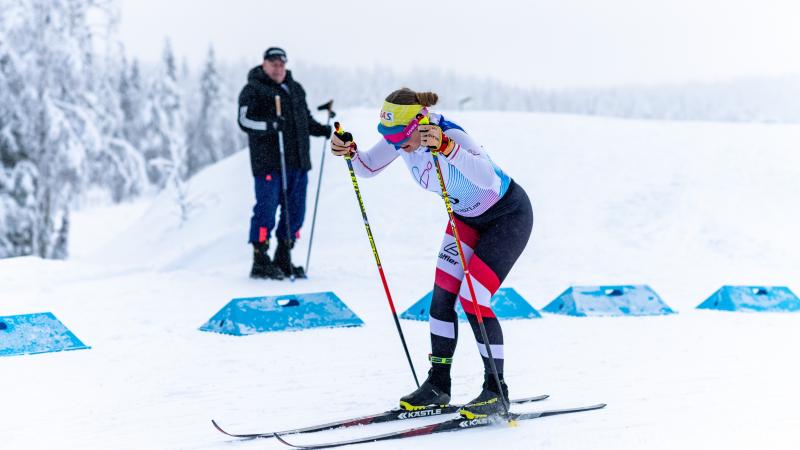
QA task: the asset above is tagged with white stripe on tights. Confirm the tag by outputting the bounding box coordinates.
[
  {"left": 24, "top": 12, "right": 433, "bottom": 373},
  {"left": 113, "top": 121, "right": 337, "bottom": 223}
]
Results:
[
  {"left": 429, "top": 316, "right": 456, "bottom": 339},
  {"left": 436, "top": 236, "right": 473, "bottom": 280},
  {"left": 476, "top": 342, "right": 504, "bottom": 359},
  {"left": 459, "top": 274, "right": 492, "bottom": 308}
]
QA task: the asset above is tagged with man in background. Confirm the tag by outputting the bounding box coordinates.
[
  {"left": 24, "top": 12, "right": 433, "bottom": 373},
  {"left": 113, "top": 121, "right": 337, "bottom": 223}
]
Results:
[{"left": 237, "top": 47, "right": 331, "bottom": 280}]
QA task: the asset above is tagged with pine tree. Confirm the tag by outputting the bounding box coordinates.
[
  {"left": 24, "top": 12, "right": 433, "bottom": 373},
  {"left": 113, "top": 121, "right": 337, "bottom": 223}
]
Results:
[
  {"left": 0, "top": 0, "right": 107, "bottom": 259},
  {"left": 88, "top": 49, "right": 147, "bottom": 202},
  {"left": 0, "top": 28, "right": 38, "bottom": 258},
  {"left": 140, "top": 39, "right": 188, "bottom": 189},
  {"left": 187, "top": 45, "right": 239, "bottom": 177},
  {"left": 122, "top": 59, "right": 144, "bottom": 138}
]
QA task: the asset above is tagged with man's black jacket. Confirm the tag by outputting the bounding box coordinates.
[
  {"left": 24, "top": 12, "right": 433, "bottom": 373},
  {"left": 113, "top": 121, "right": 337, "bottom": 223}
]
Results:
[{"left": 237, "top": 67, "right": 329, "bottom": 176}]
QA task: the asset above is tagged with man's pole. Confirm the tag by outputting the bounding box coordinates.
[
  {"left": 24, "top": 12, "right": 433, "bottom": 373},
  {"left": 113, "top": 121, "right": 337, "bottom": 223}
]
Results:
[
  {"left": 274, "top": 95, "right": 295, "bottom": 282},
  {"left": 304, "top": 100, "right": 335, "bottom": 275}
]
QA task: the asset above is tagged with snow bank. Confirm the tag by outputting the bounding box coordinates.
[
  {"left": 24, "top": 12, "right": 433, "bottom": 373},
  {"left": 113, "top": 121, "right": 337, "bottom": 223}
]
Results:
[{"left": 3, "top": 110, "right": 800, "bottom": 450}]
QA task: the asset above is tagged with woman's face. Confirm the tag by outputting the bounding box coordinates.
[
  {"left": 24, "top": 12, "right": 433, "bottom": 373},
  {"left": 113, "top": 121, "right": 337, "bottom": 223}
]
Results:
[{"left": 399, "top": 129, "right": 421, "bottom": 152}]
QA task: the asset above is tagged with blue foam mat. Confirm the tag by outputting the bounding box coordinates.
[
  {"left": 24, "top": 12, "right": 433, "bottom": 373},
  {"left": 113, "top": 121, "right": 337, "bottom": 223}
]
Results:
[
  {"left": 199, "top": 291, "right": 364, "bottom": 335},
  {"left": 542, "top": 285, "right": 674, "bottom": 317},
  {"left": 0, "top": 312, "right": 90, "bottom": 357},
  {"left": 400, "top": 287, "right": 541, "bottom": 321},
  {"left": 697, "top": 286, "right": 800, "bottom": 312}
]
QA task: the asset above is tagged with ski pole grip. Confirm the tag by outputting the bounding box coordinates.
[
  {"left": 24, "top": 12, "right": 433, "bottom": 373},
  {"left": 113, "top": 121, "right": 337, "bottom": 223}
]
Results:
[
  {"left": 334, "top": 121, "right": 353, "bottom": 142},
  {"left": 275, "top": 95, "right": 282, "bottom": 117},
  {"left": 318, "top": 99, "right": 336, "bottom": 118}
]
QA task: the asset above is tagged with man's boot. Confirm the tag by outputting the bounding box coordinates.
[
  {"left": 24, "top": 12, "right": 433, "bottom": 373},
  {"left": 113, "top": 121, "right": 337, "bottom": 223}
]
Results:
[
  {"left": 274, "top": 239, "right": 307, "bottom": 279},
  {"left": 250, "top": 241, "right": 285, "bottom": 280}
]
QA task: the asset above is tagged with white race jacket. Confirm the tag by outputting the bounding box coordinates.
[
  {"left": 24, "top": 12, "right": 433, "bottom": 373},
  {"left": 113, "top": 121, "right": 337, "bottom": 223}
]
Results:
[{"left": 350, "top": 113, "right": 511, "bottom": 217}]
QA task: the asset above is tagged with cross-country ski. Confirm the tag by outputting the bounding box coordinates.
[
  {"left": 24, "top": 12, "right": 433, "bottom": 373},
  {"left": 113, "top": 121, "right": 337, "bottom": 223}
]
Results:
[
  {"left": 274, "top": 404, "right": 607, "bottom": 449},
  {"left": 212, "top": 394, "right": 549, "bottom": 439}
]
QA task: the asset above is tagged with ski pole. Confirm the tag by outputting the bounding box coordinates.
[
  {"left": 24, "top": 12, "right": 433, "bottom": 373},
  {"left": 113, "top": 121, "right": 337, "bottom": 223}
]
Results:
[
  {"left": 304, "top": 100, "right": 335, "bottom": 275},
  {"left": 427, "top": 134, "right": 512, "bottom": 420},
  {"left": 274, "top": 95, "right": 295, "bottom": 282},
  {"left": 334, "top": 122, "right": 420, "bottom": 388}
]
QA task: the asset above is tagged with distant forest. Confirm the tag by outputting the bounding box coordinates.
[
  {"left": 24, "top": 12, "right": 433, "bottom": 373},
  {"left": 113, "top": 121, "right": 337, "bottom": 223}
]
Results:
[
  {"left": 2, "top": 0, "right": 798, "bottom": 259},
  {"left": 286, "top": 61, "right": 800, "bottom": 123}
]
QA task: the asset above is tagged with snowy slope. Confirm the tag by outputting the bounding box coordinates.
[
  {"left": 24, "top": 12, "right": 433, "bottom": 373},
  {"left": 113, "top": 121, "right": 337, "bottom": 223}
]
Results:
[{"left": 2, "top": 110, "right": 800, "bottom": 450}]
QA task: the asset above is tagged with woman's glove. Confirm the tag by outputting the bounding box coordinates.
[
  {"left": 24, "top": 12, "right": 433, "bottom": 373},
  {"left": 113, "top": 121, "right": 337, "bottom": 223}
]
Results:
[
  {"left": 331, "top": 122, "right": 357, "bottom": 156},
  {"left": 419, "top": 124, "right": 455, "bottom": 156}
]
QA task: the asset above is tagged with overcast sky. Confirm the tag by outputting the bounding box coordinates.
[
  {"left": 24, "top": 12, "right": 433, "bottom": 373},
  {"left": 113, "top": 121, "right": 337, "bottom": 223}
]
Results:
[{"left": 118, "top": 0, "right": 800, "bottom": 88}]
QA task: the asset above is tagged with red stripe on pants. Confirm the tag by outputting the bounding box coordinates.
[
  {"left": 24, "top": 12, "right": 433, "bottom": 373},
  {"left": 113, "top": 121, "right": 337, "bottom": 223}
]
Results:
[
  {"left": 460, "top": 295, "right": 497, "bottom": 319},
  {"left": 445, "top": 218, "right": 479, "bottom": 249},
  {"left": 435, "top": 268, "right": 462, "bottom": 295},
  {"left": 469, "top": 255, "right": 501, "bottom": 294},
  {"left": 458, "top": 255, "right": 501, "bottom": 319}
]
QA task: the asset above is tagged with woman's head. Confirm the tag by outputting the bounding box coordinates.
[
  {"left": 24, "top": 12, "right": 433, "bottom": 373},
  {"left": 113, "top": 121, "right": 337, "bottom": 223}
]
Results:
[
  {"left": 385, "top": 88, "right": 438, "bottom": 107},
  {"left": 378, "top": 88, "right": 439, "bottom": 152}
]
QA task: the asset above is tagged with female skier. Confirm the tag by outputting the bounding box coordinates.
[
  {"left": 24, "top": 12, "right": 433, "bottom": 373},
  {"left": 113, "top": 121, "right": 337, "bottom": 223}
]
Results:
[{"left": 330, "top": 88, "right": 533, "bottom": 419}]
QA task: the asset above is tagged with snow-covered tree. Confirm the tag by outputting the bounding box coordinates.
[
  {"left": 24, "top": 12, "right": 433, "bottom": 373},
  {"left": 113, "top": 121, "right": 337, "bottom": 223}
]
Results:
[
  {"left": 84, "top": 47, "right": 148, "bottom": 203},
  {"left": 186, "top": 46, "right": 240, "bottom": 177},
  {"left": 120, "top": 59, "right": 146, "bottom": 143},
  {"left": 132, "top": 39, "right": 194, "bottom": 223},
  {"left": 139, "top": 39, "right": 188, "bottom": 188},
  {"left": 0, "top": 28, "right": 38, "bottom": 257},
  {"left": 0, "top": 0, "right": 108, "bottom": 259}
]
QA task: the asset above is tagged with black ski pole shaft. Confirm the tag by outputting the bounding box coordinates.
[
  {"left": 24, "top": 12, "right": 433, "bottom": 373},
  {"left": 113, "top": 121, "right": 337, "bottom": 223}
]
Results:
[
  {"left": 274, "top": 95, "right": 295, "bottom": 282},
  {"left": 430, "top": 148, "right": 511, "bottom": 420},
  {"left": 335, "top": 122, "right": 420, "bottom": 388},
  {"left": 305, "top": 100, "right": 335, "bottom": 275}
]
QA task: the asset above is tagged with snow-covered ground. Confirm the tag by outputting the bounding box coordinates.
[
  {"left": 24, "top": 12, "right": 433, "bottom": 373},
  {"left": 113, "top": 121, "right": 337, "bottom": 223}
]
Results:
[{"left": 2, "top": 110, "right": 800, "bottom": 450}]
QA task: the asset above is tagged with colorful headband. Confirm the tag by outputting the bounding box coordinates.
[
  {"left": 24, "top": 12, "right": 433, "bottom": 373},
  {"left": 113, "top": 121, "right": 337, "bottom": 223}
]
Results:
[
  {"left": 379, "top": 102, "right": 424, "bottom": 128},
  {"left": 377, "top": 104, "right": 429, "bottom": 146}
]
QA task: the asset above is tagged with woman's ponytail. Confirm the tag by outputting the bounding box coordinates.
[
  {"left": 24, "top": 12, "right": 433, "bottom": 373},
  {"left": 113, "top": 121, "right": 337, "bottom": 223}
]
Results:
[{"left": 415, "top": 92, "right": 438, "bottom": 107}]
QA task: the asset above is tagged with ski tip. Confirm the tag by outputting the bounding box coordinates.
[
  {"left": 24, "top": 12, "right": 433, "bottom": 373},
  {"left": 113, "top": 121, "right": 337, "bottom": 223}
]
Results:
[
  {"left": 274, "top": 433, "right": 301, "bottom": 448},
  {"left": 211, "top": 419, "right": 263, "bottom": 440},
  {"left": 515, "top": 394, "right": 549, "bottom": 403},
  {"left": 211, "top": 419, "right": 237, "bottom": 437}
]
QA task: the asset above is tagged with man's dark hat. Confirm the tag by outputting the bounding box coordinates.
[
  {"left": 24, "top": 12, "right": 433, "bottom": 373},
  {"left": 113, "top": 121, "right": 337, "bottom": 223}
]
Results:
[{"left": 263, "top": 47, "right": 287, "bottom": 62}]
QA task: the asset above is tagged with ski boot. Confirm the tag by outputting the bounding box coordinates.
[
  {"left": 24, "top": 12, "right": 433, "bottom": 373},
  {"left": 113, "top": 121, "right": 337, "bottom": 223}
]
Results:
[
  {"left": 274, "top": 239, "right": 307, "bottom": 279},
  {"left": 458, "top": 373, "right": 510, "bottom": 419},
  {"left": 399, "top": 365, "right": 451, "bottom": 411},
  {"left": 250, "top": 241, "right": 285, "bottom": 280}
]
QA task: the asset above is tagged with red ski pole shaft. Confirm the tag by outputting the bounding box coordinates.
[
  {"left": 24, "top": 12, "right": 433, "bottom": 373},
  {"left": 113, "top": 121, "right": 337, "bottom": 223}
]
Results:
[{"left": 335, "top": 122, "right": 420, "bottom": 388}]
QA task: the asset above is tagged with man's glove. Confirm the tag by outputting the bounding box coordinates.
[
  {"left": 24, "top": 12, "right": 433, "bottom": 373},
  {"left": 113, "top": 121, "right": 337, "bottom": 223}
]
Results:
[
  {"left": 323, "top": 124, "right": 333, "bottom": 137},
  {"left": 331, "top": 131, "right": 356, "bottom": 156},
  {"left": 271, "top": 115, "right": 286, "bottom": 132},
  {"left": 419, "top": 124, "right": 455, "bottom": 156}
]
